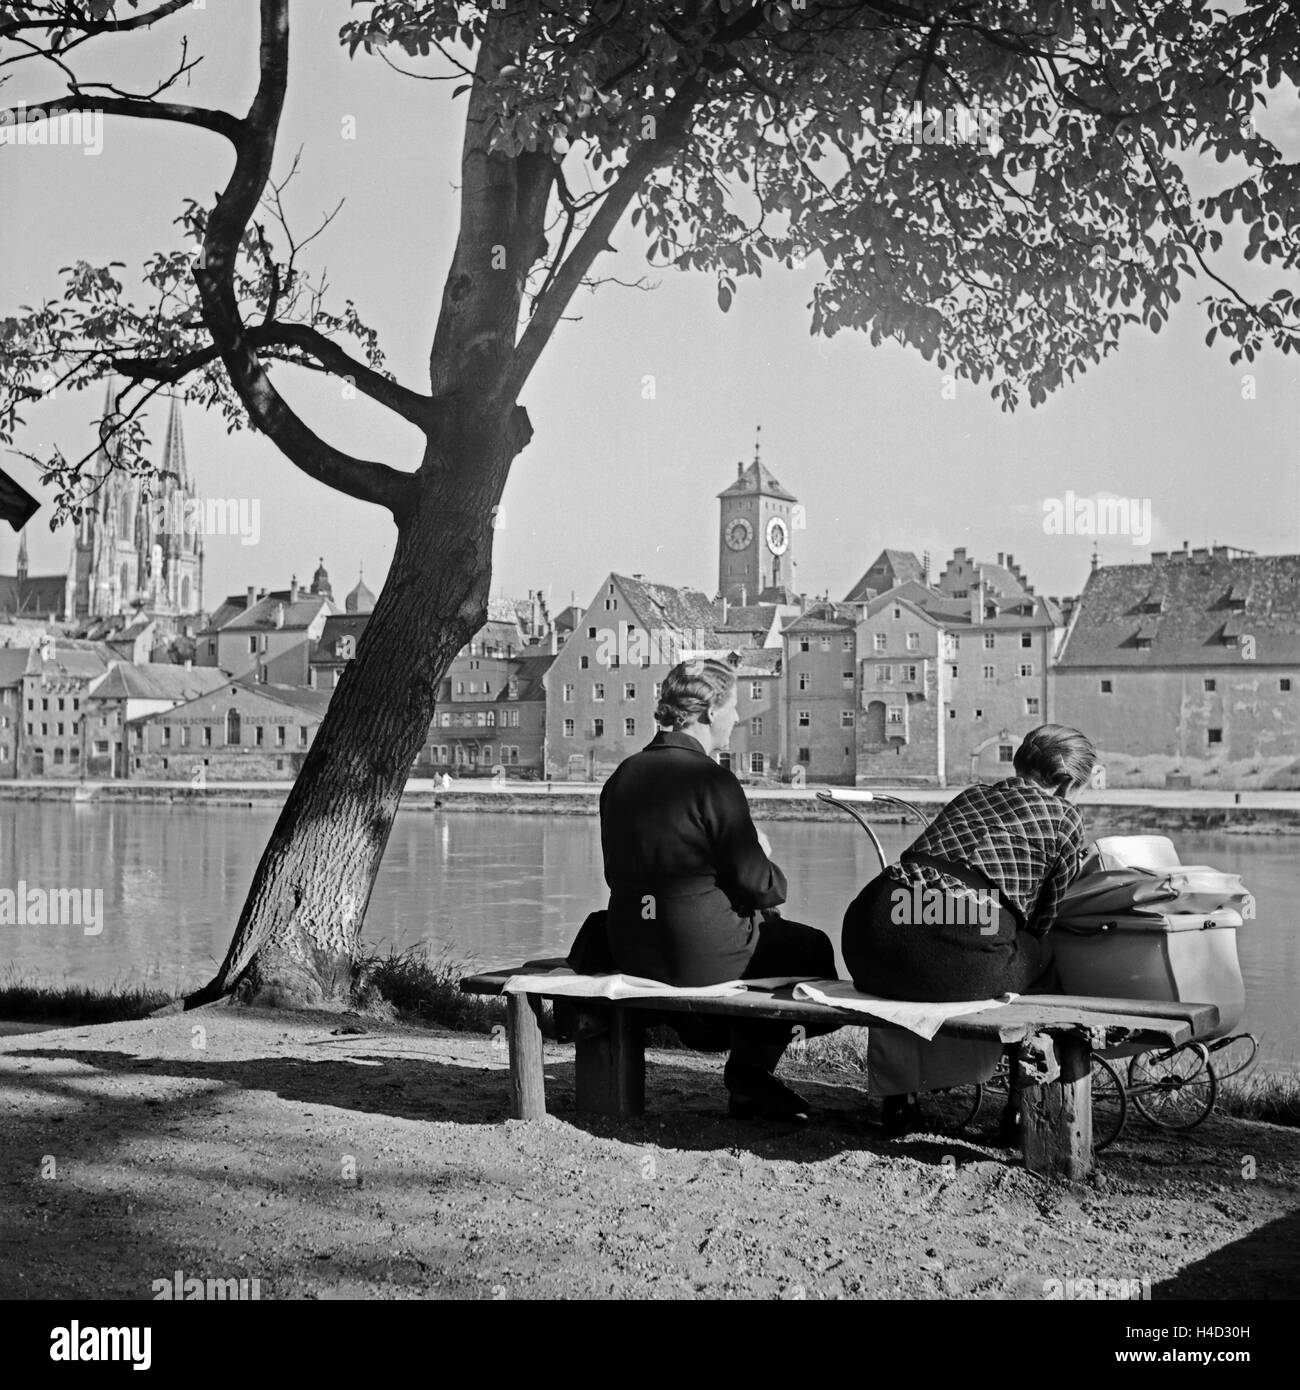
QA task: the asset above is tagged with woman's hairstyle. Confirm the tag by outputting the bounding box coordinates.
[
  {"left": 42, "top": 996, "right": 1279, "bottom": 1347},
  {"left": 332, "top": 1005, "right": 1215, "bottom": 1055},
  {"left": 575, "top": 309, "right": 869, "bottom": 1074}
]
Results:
[
  {"left": 1014, "top": 724, "right": 1097, "bottom": 795},
  {"left": 654, "top": 659, "right": 736, "bottom": 730}
]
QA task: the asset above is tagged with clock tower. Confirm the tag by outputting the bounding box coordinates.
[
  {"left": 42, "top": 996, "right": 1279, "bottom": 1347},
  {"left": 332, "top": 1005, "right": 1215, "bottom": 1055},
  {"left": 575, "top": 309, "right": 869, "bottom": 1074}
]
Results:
[{"left": 717, "top": 431, "right": 799, "bottom": 605}]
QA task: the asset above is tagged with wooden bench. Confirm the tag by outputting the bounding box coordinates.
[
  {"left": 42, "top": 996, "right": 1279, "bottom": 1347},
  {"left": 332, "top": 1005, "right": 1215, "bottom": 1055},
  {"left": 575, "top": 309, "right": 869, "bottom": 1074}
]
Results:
[{"left": 460, "top": 964, "right": 1220, "bottom": 1182}]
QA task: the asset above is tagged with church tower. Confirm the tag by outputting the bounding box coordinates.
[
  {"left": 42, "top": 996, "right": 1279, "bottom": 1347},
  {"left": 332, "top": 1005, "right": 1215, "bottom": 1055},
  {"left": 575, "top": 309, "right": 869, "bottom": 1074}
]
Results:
[
  {"left": 717, "top": 430, "right": 799, "bottom": 605},
  {"left": 70, "top": 385, "right": 205, "bottom": 619}
]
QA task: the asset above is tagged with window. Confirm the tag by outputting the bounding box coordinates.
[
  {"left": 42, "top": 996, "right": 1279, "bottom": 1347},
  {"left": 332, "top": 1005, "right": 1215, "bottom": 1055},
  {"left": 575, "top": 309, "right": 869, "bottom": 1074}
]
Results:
[
  {"left": 1025, "top": 697, "right": 1041, "bottom": 716},
  {"left": 798, "top": 672, "right": 812, "bottom": 691},
  {"left": 624, "top": 718, "right": 635, "bottom": 737},
  {"left": 842, "top": 635, "right": 853, "bottom": 651},
  {"left": 255, "top": 725, "right": 265, "bottom": 747},
  {"left": 563, "top": 683, "right": 574, "bottom": 702},
  {"left": 1021, "top": 632, "right": 1033, "bottom": 649},
  {"left": 94, "top": 740, "right": 109, "bottom": 756},
  {"left": 947, "top": 709, "right": 957, "bottom": 720},
  {"left": 1282, "top": 679, "right": 1293, "bottom": 693},
  {"left": 1019, "top": 664, "right": 1034, "bottom": 678},
  {"left": 609, "top": 655, "right": 620, "bottom": 670},
  {"left": 842, "top": 670, "right": 854, "bottom": 688},
  {"left": 902, "top": 665, "right": 918, "bottom": 683},
  {"left": 579, "top": 656, "right": 590, "bottom": 670},
  {"left": 983, "top": 633, "right": 995, "bottom": 650},
  {"left": 749, "top": 752, "right": 765, "bottom": 774},
  {"left": 886, "top": 707, "right": 904, "bottom": 725},
  {"left": 248, "top": 636, "right": 257, "bottom": 655},
  {"left": 40, "top": 723, "right": 48, "bottom": 736},
  {"left": 181, "top": 726, "right": 191, "bottom": 748},
  {"left": 299, "top": 727, "right": 309, "bottom": 746},
  {"left": 873, "top": 633, "right": 886, "bottom": 652},
  {"left": 53, "top": 747, "right": 64, "bottom": 765},
  {"left": 798, "top": 637, "right": 810, "bottom": 653},
  {"left": 226, "top": 710, "right": 241, "bottom": 745},
  {"left": 797, "top": 709, "right": 811, "bottom": 727},
  {"left": 482, "top": 745, "right": 493, "bottom": 763},
  {"left": 42, "top": 698, "right": 49, "bottom": 711},
  {"left": 162, "top": 727, "right": 172, "bottom": 746},
  {"left": 797, "top": 746, "right": 810, "bottom": 763},
  {"left": 592, "top": 718, "right": 605, "bottom": 738},
  {"left": 820, "top": 636, "right": 831, "bottom": 652},
  {"left": 624, "top": 682, "right": 636, "bottom": 700},
  {"left": 1208, "top": 728, "right": 1223, "bottom": 745},
  {"left": 57, "top": 723, "right": 64, "bottom": 736},
  {"left": 588, "top": 626, "right": 597, "bottom": 639},
  {"left": 1100, "top": 679, "right": 1113, "bottom": 694},
  {"left": 203, "top": 727, "right": 213, "bottom": 747},
  {"left": 593, "top": 683, "right": 605, "bottom": 701},
  {"left": 563, "top": 719, "right": 575, "bottom": 738},
  {"left": 998, "top": 744, "right": 1014, "bottom": 763},
  {"left": 1204, "top": 678, "right": 1216, "bottom": 693},
  {"left": 974, "top": 708, "right": 984, "bottom": 720},
  {"left": 892, "top": 607, "right": 901, "bottom": 621},
  {"left": 878, "top": 665, "right": 893, "bottom": 684},
  {"left": 604, "top": 598, "right": 618, "bottom": 612},
  {"left": 750, "top": 716, "right": 763, "bottom": 736},
  {"left": 841, "top": 710, "right": 854, "bottom": 728},
  {"left": 982, "top": 665, "right": 996, "bottom": 680},
  {"left": 456, "top": 681, "right": 465, "bottom": 695},
  {"left": 949, "top": 664, "right": 958, "bottom": 680},
  {"left": 439, "top": 712, "right": 451, "bottom": 728},
  {"left": 906, "top": 632, "right": 919, "bottom": 651},
  {"left": 57, "top": 698, "right": 65, "bottom": 712},
  {"left": 749, "top": 681, "right": 763, "bottom": 701},
  {"left": 276, "top": 726, "right": 286, "bottom": 747},
  {"left": 652, "top": 683, "right": 662, "bottom": 701}
]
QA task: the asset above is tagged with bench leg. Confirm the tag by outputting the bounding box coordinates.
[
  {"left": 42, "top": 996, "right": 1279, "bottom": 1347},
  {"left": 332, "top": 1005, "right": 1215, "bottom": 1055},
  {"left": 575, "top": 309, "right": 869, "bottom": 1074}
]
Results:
[
  {"left": 1021, "top": 1033, "right": 1093, "bottom": 1182},
  {"left": 574, "top": 1006, "right": 645, "bottom": 1118},
  {"left": 507, "top": 993, "right": 547, "bottom": 1120}
]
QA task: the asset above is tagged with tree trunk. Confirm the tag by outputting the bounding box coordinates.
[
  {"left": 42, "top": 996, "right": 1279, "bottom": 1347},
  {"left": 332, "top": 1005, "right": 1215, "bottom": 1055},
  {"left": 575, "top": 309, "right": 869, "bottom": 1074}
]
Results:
[{"left": 186, "top": 428, "right": 517, "bottom": 1008}]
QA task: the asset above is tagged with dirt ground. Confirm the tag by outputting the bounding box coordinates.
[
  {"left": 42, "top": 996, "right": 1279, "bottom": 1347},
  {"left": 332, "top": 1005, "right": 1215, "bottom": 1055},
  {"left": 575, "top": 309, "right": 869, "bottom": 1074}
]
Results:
[{"left": 1, "top": 1007, "right": 1297, "bottom": 1301}]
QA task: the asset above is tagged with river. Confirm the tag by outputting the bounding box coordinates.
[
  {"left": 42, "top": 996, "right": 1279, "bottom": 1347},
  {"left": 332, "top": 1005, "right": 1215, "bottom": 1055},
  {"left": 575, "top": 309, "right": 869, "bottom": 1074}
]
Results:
[{"left": 2, "top": 803, "right": 1296, "bottom": 1069}]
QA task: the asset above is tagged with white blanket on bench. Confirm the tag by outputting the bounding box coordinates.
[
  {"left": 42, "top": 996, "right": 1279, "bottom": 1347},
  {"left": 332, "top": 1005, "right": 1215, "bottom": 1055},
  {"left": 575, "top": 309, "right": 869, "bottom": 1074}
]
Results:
[
  {"left": 791, "top": 980, "right": 1018, "bottom": 1041},
  {"left": 501, "top": 968, "right": 808, "bottom": 1001}
]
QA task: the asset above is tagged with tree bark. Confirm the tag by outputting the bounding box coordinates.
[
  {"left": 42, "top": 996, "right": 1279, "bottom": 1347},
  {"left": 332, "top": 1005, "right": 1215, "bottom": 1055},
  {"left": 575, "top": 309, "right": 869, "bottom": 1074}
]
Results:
[{"left": 186, "top": 421, "right": 520, "bottom": 1008}]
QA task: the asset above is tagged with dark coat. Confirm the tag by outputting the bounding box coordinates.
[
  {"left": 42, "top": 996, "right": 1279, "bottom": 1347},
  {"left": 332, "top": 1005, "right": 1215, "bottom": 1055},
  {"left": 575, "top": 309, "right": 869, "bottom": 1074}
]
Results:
[{"left": 599, "top": 731, "right": 786, "bottom": 986}]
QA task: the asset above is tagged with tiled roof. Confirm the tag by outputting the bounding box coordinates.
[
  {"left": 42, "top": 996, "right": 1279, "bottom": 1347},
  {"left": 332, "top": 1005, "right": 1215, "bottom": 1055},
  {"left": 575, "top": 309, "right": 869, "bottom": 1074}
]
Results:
[
  {"left": 716, "top": 459, "right": 798, "bottom": 502},
  {"left": 310, "top": 613, "right": 370, "bottom": 665},
  {"left": 232, "top": 679, "right": 333, "bottom": 714},
  {"left": 612, "top": 574, "right": 722, "bottom": 640},
  {"left": 844, "top": 549, "right": 925, "bottom": 602},
  {"left": 1057, "top": 554, "right": 1300, "bottom": 667},
  {"left": 728, "top": 646, "right": 782, "bottom": 676},
  {"left": 0, "top": 647, "right": 32, "bottom": 686},
  {"left": 507, "top": 651, "right": 557, "bottom": 702},
  {"left": 31, "top": 642, "right": 113, "bottom": 679},
  {"left": 88, "top": 663, "right": 231, "bottom": 702},
  {"left": 218, "top": 592, "right": 335, "bottom": 632}
]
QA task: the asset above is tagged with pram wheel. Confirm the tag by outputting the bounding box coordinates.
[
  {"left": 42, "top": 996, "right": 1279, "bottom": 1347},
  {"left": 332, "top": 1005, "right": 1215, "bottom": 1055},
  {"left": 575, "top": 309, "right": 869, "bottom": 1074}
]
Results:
[
  {"left": 1130, "top": 1042, "right": 1217, "bottom": 1130},
  {"left": 1090, "top": 1055, "right": 1128, "bottom": 1151},
  {"left": 915, "top": 1083, "right": 984, "bottom": 1137}
]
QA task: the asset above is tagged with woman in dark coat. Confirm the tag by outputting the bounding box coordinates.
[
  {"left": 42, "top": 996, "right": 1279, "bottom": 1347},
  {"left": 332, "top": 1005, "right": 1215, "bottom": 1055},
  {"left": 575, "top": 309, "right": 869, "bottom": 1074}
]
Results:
[
  {"left": 841, "top": 724, "right": 1095, "bottom": 1132},
  {"left": 600, "top": 659, "right": 837, "bottom": 1121}
]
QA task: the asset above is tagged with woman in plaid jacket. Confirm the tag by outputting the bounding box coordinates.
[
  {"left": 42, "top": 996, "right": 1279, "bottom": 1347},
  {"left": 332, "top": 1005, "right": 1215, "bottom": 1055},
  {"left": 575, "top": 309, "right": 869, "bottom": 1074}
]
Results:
[{"left": 841, "top": 725, "right": 1097, "bottom": 1004}]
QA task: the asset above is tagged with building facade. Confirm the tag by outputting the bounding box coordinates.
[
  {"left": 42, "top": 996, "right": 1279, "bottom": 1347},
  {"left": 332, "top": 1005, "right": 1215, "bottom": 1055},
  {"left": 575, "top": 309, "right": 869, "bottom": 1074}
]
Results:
[{"left": 1054, "top": 547, "right": 1300, "bottom": 789}]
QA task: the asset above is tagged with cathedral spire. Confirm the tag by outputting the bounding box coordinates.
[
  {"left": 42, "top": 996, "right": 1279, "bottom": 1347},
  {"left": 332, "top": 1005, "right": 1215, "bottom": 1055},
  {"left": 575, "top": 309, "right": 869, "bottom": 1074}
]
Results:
[
  {"left": 16, "top": 529, "right": 28, "bottom": 583},
  {"left": 160, "top": 392, "right": 190, "bottom": 490}
]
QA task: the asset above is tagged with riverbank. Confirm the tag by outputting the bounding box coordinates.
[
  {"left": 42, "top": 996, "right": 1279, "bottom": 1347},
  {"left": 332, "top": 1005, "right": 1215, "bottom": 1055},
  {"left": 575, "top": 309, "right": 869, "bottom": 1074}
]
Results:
[
  {"left": 2, "top": 1004, "right": 1298, "bottom": 1299},
  {"left": 4, "top": 777, "right": 1300, "bottom": 833}
]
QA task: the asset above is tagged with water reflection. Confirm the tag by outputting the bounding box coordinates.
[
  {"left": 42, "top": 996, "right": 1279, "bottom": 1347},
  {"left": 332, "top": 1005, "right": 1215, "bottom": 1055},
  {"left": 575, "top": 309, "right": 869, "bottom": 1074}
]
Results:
[{"left": 2, "top": 803, "right": 1296, "bottom": 1068}]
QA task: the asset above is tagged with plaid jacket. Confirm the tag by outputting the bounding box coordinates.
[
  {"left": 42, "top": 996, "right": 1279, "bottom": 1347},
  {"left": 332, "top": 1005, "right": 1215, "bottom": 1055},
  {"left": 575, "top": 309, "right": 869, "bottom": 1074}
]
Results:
[{"left": 885, "top": 778, "right": 1086, "bottom": 933}]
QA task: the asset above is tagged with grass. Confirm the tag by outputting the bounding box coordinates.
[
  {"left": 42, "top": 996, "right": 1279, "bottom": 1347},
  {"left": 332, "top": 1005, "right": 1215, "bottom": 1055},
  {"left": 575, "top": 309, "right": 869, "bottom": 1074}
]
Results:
[
  {"left": 351, "top": 943, "right": 507, "bottom": 1033},
  {"left": 1218, "top": 1068, "right": 1300, "bottom": 1126},
  {"left": 0, "top": 967, "right": 177, "bottom": 1024}
]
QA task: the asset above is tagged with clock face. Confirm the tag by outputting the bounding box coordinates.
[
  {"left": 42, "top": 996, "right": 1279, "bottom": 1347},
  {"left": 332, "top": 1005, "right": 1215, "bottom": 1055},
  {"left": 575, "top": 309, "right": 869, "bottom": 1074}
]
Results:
[
  {"left": 724, "top": 517, "right": 754, "bottom": 551},
  {"left": 766, "top": 516, "right": 790, "bottom": 556}
]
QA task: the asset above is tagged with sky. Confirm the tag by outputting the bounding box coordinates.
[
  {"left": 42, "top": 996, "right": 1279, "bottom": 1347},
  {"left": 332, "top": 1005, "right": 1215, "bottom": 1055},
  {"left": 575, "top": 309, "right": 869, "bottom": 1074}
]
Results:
[{"left": 2, "top": 2, "right": 1297, "bottom": 619}]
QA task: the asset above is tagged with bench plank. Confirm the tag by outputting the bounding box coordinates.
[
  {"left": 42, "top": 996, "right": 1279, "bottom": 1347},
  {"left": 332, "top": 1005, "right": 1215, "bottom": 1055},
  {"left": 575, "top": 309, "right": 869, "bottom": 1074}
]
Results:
[{"left": 1022, "top": 1034, "right": 1093, "bottom": 1182}]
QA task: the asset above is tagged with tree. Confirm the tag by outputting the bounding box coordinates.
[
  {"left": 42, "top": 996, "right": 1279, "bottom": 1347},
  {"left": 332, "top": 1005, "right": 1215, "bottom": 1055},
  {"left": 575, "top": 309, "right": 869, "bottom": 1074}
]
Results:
[{"left": 2, "top": 0, "right": 1297, "bottom": 1007}]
